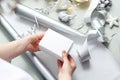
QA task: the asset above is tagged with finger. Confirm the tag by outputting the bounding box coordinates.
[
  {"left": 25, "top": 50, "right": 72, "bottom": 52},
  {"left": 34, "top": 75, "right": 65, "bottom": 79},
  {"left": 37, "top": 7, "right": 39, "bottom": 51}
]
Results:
[
  {"left": 28, "top": 45, "right": 40, "bottom": 52},
  {"left": 68, "top": 54, "right": 73, "bottom": 62},
  {"left": 68, "top": 55, "right": 76, "bottom": 68},
  {"left": 38, "top": 32, "right": 45, "bottom": 40},
  {"left": 57, "top": 60, "right": 63, "bottom": 71},
  {"left": 68, "top": 55, "right": 75, "bottom": 64},
  {"left": 62, "top": 50, "right": 68, "bottom": 62},
  {"left": 35, "top": 46, "right": 40, "bottom": 51}
]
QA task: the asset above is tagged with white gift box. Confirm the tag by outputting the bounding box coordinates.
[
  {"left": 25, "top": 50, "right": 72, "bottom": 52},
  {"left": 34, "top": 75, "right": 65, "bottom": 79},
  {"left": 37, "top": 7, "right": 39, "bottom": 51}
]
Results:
[{"left": 39, "top": 29, "right": 73, "bottom": 60}]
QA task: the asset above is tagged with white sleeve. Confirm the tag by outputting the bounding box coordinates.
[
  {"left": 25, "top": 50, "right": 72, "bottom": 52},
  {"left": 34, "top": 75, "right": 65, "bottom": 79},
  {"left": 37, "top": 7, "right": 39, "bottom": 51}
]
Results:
[
  {"left": 112, "top": 73, "right": 120, "bottom": 80},
  {"left": 0, "top": 58, "right": 34, "bottom": 80}
]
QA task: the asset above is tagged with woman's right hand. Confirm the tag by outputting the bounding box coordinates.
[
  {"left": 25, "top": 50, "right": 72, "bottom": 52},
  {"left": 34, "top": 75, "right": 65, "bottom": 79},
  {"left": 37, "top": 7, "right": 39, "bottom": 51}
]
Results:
[{"left": 57, "top": 51, "right": 76, "bottom": 80}]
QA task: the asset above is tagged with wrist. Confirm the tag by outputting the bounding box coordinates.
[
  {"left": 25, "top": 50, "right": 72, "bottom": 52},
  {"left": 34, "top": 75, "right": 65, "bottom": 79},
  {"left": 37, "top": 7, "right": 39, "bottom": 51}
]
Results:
[
  {"left": 58, "top": 73, "right": 72, "bottom": 80},
  {"left": 21, "top": 36, "right": 31, "bottom": 51},
  {"left": 26, "top": 36, "right": 33, "bottom": 43}
]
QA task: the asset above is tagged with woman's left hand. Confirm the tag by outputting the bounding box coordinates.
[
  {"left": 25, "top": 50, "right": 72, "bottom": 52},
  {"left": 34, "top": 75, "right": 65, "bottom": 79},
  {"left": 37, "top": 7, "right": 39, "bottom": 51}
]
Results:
[{"left": 27, "top": 32, "right": 45, "bottom": 52}]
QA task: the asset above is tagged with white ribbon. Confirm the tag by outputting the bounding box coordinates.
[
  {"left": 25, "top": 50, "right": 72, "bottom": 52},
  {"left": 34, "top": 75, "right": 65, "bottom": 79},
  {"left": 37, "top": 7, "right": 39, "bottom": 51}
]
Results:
[
  {"left": 91, "top": 10, "right": 107, "bottom": 42},
  {"left": 77, "top": 38, "right": 90, "bottom": 62},
  {"left": 84, "top": 0, "right": 100, "bottom": 23}
]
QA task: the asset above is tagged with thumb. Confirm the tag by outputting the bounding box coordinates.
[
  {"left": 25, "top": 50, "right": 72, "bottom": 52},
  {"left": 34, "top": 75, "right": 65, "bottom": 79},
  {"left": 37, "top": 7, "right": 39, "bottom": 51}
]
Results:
[
  {"left": 62, "top": 50, "right": 68, "bottom": 62},
  {"left": 38, "top": 32, "right": 45, "bottom": 40}
]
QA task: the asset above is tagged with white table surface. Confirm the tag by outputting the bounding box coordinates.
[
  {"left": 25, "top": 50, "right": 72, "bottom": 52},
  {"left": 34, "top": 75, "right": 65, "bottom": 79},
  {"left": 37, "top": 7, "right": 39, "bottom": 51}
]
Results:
[
  {"left": 20, "top": 0, "right": 120, "bottom": 63},
  {"left": 1, "top": 0, "right": 120, "bottom": 80}
]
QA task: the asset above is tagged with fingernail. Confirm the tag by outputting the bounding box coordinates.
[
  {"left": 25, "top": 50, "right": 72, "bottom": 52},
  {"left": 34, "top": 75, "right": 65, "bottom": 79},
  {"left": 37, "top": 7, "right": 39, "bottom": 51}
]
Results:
[
  {"left": 62, "top": 50, "right": 66, "bottom": 53},
  {"left": 62, "top": 50, "right": 66, "bottom": 56}
]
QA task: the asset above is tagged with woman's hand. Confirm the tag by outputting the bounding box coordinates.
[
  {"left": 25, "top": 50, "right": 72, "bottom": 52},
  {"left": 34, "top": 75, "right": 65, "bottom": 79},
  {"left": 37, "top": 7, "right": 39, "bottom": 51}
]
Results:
[
  {"left": 26, "top": 32, "right": 45, "bottom": 52},
  {"left": 0, "top": 32, "right": 45, "bottom": 61},
  {"left": 57, "top": 51, "right": 76, "bottom": 80}
]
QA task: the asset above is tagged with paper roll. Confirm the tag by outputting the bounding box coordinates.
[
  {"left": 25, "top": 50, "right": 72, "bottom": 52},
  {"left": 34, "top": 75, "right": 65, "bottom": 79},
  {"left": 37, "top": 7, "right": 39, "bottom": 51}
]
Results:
[{"left": 14, "top": 4, "right": 85, "bottom": 37}]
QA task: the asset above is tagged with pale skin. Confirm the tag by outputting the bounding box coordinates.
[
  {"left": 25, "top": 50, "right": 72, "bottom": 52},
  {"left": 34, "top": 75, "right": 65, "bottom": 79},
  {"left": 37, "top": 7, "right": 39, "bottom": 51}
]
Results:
[
  {"left": 57, "top": 51, "right": 76, "bottom": 80},
  {"left": 0, "top": 32, "right": 76, "bottom": 80},
  {"left": 0, "top": 33, "right": 45, "bottom": 61}
]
